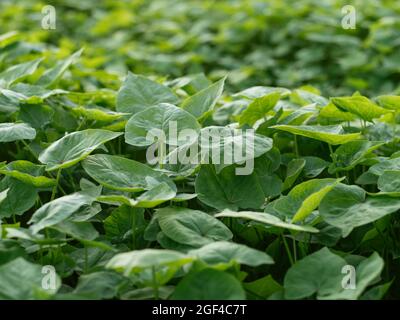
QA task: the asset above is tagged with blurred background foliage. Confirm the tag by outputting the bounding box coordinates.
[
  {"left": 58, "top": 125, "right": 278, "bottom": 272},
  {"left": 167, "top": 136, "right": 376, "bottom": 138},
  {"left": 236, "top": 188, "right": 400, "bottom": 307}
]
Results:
[{"left": 1, "top": 0, "right": 400, "bottom": 95}]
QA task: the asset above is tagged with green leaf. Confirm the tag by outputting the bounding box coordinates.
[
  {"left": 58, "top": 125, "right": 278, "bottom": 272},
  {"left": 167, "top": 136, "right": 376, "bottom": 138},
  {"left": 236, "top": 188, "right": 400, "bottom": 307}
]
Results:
[
  {"left": 234, "top": 86, "right": 290, "bottom": 99},
  {"left": 322, "top": 252, "right": 384, "bottom": 300},
  {"left": 195, "top": 164, "right": 266, "bottom": 211},
  {"left": 51, "top": 221, "right": 99, "bottom": 241},
  {"left": 215, "top": 209, "right": 319, "bottom": 233},
  {"left": 73, "top": 271, "right": 127, "bottom": 299},
  {"left": 82, "top": 154, "right": 176, "bottom": 192},
  {"left": 189, "top": 241, "right": 274, "bottom": 268},
  {"left": 172, "top": 268, "right": 245, "bottom": 300},
  {"left": 37, "top": 48, "right": 83, "bottom": 87},
  {"left": 376, "top": 95, "right": 400, "bottom": 110},
  {"left": 272, "top": 124, "right": 361, "bottom": 145},
  {"left": 328, "top": 140, "right": 383, "bottom": 173},
  {"left": 0, "top": 58, "right": 42, "bottom": 88},
  {"left": 0, "top": 257, "right": 60, "bottom": 299},
  {"left": 199, "top": 126, "right": 273, "bottom": 173},
  {"left": 125, "top": 103, "right": 200, "bottom": 147},
  {"left": 318, "top": 102, "right": 356, "bottom": 122},
  {"left": 38, "top": 129, "right": 123, "bottom": 171},
  {"left": 0, "top": 160, "right": 56, "bottom": 188},
  {"left": 156, "top": 207, "right": 233, "bottom": 247},
  {"left": 239, "top": 92, "right": 280, "bottom": 126},
  {"left": 331, "top": 96, "right": 390, "bottom": 121},
  {"left": 282, "top": 159, "right": 305, "bottom": 191},
  {"left": 106, "top": 248, "right": 193, "bottom": 276},
  {"left": 181, "top": 76, "right": 226, "bottom": 119},
  {"left": 377, "top": 170, "right": 400, "bottom": 192},
  {"left": 302, "top": 156, "right": 329, "bottom": 178},
  {"left": 244, "top": 275, "right": 282, "bottom": 299},
  {"left": 0, "top": 122, "right": 36, "bottom": 142},
  {"left": 28, "top": 191, "right": 97, "bottom": 234},
  {"left": 116, "top": 72, "right": 179, "bottom": 114},
  {"left": 104, "top": 205, "right": 145, "bottom": 243},
  {"left": 274, "top": 178, "right": 344, "bottom": 223},
  {"left": 0, "top": 178, "right": 37, "bottom": 218},
  {"left": 284, "top": 247, "right": 347, "bottom": 299},
  {"left": 319, "top": 183, "right": 400, "bottom": 237}
]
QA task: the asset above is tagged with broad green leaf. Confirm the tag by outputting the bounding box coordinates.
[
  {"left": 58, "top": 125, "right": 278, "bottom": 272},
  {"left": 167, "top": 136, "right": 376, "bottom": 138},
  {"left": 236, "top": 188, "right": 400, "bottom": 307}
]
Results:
[
  {"left": 0, "top": 257, "right": 60, "bottom": 299},
  {"left": 51, "top": 221, "right": 99, "bottom": 241},
  {"left": 377, "top": 171, "right": 400, "bottom": 192},
  {"left": 376, "top": 95, "right": 400, "bottom": 110},
  {"left": 82, "top": 154, "right": 176, "bottom": 192},
  {"left": 38, "top": 129, "right": 123, "bottom": 171},
  {"left": 0, "top": 188, "right": 8, "bottom": 205},
  {"left": 272, "top": 125, "right": 361, "bottom": 145},
  {"left": 368, "top": 157, "right": 400, "bottom": 176},
  {"left": 73, "top": 271, "right": 127, "bottom": 300},
  {"left": 106, "top": 249, "right": 193, "bottom": 276},
  {"left": 0, "top": 122, "right": 36, "bottom": 142},
  {"left": 181, "top": 76, "right": 226, "bottom": 118},
  {"left": 104, "top": 205, "right": 145, "bottom": 243},
  {"left": 291, "top": 89, "right": 329, "bottom": 106},
  {"left": 134, "top": 182, "right": 177, "bottom": 207},
  {"left": 234, "top": 86, "right": 290, "bottom": 99},
  {"left": 37, "top": 48, "right": 83, "bottom": 87},
  {"left": 328, "top": 140, "right": 384, "bottom": 173},
  {"left": 322, "top": 252, "right": 384, "bottom": 300},
  {"left": 0, "top": 58, "right": 42, "bottom": 88},
  {"left": 274, "top": 178, "right": 344, "bottom": 223},
  {"left": 195, "top": 164, "right": 266, "bottom": 211},
  {"left": 156, "top": 207, "right": 233, "bottom": 247},
  {"left": 0, "top": 177, "right": 37, "bottom": 218},
  {"left": 70, "top": 106, "right": 128, "bottom": 122},
  {"left": 97, "top": 183, "right": 176, "bottom": 208},
  {"left": 189, "top": 241, "right": 274, "bottom": 268},
  {"left": 302, "top": 156, "right": 329, "bottom": 178},
  {"left": 239, "top": 92, "right": 280, "bottom": 126},
  {"left": 361, "top": 281, "right": 392, "bottom": 300},
  {"left": 2, "top": 84, "right": 67, "bottom": 104},
  {"left": 0, "top": 161, "right": 56, "bottom": 188},
  {"left": 331, "top": 96, "right": 390, "bottom": 121},
  {"left": 125, "top": 103, "right": 200, "bottom": 147},
  {"left": 18, "top": 102, "right": 54, "bottom": 129},
  {"left": 319, "top": 183, "right": 400, "bottom": 237},
  {"left": 28, "top": 191, "right": 97, "bottom": 234},
  {"left": 199, "top": 126, "right": 273, "bottom": 173},
  {"left": 278, "top": 104, "right": 317, "bottom": 125},
  {"left": 318, "top": 102, "right": 356, "bottom": 122},
  {"left": 171, "top": 268, "right": 245, "bottom": 300},
  {"left": 116, "top": 72, "right": 179, "bottom": 114},
  {"left": 215, "top": 210, "right": 319, "bottom": 233},
  {"left": 244, "top": 275, "right": 282, "bottom": 299},
  {"left": 284, "top": 247, "right": 347, "bottom": 299},
  {"left": 282, "top": 159, "right": 305, "bottom": 191}
]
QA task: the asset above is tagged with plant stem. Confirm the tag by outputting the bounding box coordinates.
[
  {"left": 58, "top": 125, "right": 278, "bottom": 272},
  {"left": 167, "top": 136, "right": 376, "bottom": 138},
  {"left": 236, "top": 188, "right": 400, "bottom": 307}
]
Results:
[
  {"left": 328, "top": 144, "right": 339, "bottom": 178},
  {"left": 131, "top": 215, "right": 136, "bottom": 250},
  {"left": 84, "top": 246, "right": 88, "bottom": 273},
  {"left": 281, "top": 233, "right": 294, "bottom": 266},
  {"left": 21, "top": 140, "right": 37, "bottom": 159},
  {"left": 294, "top": 135, "right": 300, "bottom": 157},
  {"left": 51, "top": 169, "right": 62, "bottom": 201},
  {"left": 152, "top": 266, "right": 159, "bottom": 300}
]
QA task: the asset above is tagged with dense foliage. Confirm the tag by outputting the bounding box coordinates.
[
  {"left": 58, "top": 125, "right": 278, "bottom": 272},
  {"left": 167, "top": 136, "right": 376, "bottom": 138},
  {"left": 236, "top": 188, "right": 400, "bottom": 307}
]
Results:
[{"left": 1, "top": 0, "right": 400, "bottom": 300}]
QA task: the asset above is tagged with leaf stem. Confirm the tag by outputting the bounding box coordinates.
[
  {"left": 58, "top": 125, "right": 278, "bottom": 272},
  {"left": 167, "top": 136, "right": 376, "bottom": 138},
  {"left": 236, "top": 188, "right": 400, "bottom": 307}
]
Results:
[
  {"left": 281, "top": 233, "right": 294, "bottom": 266},
  {"left": 293, "top": 135, "right": 300, "bottom": 157},
  {"left": 51, "top": 169, "right": 62, "bottom": 201},
  {"left": 152, "top": 266, "right": 159, "bottom": 300}
]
